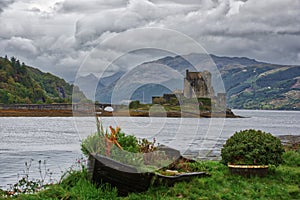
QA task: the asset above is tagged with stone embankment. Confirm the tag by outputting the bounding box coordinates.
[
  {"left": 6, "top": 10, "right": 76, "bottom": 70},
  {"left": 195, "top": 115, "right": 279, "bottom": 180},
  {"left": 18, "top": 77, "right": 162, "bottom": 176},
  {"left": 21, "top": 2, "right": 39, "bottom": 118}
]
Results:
[
  {"left": 0, "top": 104, "right": 91, "bottom": 117},
  {"left": 0, "top": 104, "right": 241, "bottom": 118},
  {"left": 0, "top": 104, "right": 71, "bottom": 116}
]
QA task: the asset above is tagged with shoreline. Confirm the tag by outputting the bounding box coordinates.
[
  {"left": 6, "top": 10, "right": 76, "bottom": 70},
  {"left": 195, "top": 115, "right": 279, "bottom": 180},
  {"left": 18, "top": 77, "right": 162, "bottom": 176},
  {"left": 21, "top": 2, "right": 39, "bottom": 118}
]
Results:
[
  {"left": 0, "top": 103, "right": 243, "bottom": 118},
  {"left": 1, "top": 104, "right": 298, "bottom": 117},
  {"left": 0, "top": 109, "right": 74, "bottom": 117},
  {"left": 0, "top": 109, "right": 241, "bottom": 118}
]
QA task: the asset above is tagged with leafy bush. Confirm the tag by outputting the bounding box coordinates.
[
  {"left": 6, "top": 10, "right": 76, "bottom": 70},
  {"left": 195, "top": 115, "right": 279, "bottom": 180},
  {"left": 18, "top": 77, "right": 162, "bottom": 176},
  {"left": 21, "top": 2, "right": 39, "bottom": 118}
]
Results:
[
  {"left": 109, "top": 128, "right": 139, "bottom": 153},
  {"left": 129, "top": 100, "right": 140, "bottom": 109},
  {"left": 221, "top": 129, "right": 284, "bottom": 166}
]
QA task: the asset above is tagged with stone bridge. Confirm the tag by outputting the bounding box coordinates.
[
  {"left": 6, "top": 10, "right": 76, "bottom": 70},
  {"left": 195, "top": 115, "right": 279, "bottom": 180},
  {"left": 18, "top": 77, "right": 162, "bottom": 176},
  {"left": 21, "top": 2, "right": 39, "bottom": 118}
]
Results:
[{"left": 0, "top": 103, "right": 118, "bottom": 112}]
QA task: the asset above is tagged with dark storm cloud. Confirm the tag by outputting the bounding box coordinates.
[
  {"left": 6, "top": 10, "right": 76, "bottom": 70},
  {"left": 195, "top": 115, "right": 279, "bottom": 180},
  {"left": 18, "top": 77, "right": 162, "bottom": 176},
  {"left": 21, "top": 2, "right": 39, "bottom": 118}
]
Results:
[{"left": 0, "top": 0, "right": 299, "bottom": 81}]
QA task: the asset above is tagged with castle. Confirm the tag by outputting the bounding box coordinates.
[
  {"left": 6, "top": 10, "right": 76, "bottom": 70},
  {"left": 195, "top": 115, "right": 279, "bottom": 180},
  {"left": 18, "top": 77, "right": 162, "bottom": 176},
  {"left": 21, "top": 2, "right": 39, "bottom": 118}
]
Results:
[{"left": 152, "top": 69, "right": 226, "bottom": 110}]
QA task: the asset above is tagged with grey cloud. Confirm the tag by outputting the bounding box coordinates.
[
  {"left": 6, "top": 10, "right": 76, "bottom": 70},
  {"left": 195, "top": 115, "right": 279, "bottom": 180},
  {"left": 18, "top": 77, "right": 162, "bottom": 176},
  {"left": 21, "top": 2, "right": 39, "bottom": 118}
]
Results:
[
  {"left": 28, "top": 7, "right": 41, "bottom": 13},
  {"left": 277, "top": 30, "right": 300, "bottom": 36},
  {"left": 0, "top": 0, "right": 15, "bottom": 13},
  {"left": 149, "top": 0, "right": 215, "bottom": 5},
  {"left": 4, "top": 37, "right": 38, "bottom": 57},
  {"left": 153, "top": 0, "right": 300, "bottom": 65},
  {"left": 58, "top": 0, "right": 128, "bottom": 13},
  {"left": 74, "top": 0, "right": 201, "bottom": 47},
  {"left": 1, "top": 0, "right": 300, "bottom": 82},
  {"left": 74, "top": 10, "right": 140, "bottom": 46}
]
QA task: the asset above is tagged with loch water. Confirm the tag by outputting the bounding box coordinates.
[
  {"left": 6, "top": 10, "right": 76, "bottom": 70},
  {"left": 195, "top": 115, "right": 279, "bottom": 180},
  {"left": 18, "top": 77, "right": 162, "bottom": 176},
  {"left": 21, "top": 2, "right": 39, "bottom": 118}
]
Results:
[{"left": 0, "top": 109, "right": 299, "bottom": 189}]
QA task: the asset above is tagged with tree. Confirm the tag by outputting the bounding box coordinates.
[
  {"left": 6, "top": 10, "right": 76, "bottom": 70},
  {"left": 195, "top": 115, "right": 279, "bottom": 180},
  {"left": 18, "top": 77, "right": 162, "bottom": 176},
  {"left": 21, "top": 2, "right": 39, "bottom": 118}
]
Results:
[
  {"left": 10, "top": 56, "right": 16, "bottom": 66},
  {"left": 129, "top": 100, "right": 140, "bottom": 109}
]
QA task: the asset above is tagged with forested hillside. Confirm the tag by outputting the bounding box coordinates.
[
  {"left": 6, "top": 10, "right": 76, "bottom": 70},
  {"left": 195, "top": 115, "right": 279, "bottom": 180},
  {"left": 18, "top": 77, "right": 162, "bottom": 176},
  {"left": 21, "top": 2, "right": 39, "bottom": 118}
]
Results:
[
  {"left": 0, "top": 56, "right": 85, "bottom": 104},
  {"left": 218, "top": 61, "right": 300, "bottom": 110}
]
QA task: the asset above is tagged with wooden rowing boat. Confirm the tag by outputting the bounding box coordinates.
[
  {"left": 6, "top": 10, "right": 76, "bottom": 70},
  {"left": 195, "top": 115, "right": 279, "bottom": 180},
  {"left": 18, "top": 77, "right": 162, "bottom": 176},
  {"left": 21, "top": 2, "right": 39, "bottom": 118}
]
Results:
[{"left": 87, "top": 151, "right": 209, "bottom": 196}]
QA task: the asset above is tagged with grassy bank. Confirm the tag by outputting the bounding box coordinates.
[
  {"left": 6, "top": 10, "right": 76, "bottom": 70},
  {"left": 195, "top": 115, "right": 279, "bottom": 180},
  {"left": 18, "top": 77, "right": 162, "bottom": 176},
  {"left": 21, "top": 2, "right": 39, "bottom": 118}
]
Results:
[{"left": 1, "top": 150, "right": 299, "bottom": 200}]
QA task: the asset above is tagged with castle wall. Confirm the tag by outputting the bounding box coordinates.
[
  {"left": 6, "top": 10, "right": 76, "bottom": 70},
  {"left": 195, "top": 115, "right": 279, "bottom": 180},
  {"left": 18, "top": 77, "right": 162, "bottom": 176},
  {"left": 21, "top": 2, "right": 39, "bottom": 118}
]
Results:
[
  {"left": 183, "top": 78, "right": 193, "bottom": 98},
  {"left": 183, "top": 70, "right": 214, "bottom": 98}
]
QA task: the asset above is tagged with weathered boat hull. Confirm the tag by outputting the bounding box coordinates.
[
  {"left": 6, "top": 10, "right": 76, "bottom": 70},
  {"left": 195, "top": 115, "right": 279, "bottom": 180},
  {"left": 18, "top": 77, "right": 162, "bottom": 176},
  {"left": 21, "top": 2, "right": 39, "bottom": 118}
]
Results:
[
  {"left": 88, "top": 153, "right": 209, "bottom": 196},
  {"left": 89, "top": 154, "right": 153, "bottom": 195}
]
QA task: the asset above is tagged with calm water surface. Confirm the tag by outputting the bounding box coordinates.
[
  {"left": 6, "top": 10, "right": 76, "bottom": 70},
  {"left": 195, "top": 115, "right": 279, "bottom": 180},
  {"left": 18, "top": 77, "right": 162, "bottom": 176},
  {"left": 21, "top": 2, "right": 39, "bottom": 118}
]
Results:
[{"left": 0, "top": 110, "right": 299, "bottom": 189}]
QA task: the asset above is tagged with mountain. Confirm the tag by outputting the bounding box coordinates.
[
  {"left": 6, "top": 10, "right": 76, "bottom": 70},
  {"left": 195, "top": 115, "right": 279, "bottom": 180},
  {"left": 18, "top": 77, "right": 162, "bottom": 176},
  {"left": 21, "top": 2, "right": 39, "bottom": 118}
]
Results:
[
  {"left": 94, "top": 62, "right": 184, "bottom": 104},
  {"left": 0, "top": 56, "right": 86, "bottom": 104},
  {"left": 89, "top": 54, "right": 299, "bottom": 110},
  {"left": 76, "top": 73, "right": 99, "bottom": 100},
  {"left": 216, "top": 59, "right": 300, "bottom": 110}
]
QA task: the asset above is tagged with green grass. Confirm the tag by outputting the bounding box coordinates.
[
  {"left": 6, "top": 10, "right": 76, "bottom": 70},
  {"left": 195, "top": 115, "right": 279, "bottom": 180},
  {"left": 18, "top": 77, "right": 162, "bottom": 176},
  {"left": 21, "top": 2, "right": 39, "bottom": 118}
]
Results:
[
  {"left": 125, "top": 161, "right": 299, "bottom": 200},
  {"left": 1, "top": 151, "right": 299, "bottom": 200}
]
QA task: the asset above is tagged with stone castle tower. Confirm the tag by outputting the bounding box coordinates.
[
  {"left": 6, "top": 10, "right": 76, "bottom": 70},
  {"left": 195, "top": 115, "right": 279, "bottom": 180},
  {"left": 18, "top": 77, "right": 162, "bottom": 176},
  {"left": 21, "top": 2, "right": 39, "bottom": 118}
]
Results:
[{"left": 183, "top": 69, "right": 214, "bottom": 98}]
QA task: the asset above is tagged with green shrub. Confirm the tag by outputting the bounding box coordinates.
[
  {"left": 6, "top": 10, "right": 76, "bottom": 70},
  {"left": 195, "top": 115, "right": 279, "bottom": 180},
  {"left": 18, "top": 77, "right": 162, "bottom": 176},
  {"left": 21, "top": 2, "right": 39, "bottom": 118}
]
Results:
[
  {"left": 129, "top": 100, "right": 140, "bottom": 109},
  {"left": 221, "top": 129, "right": 284, "bottom": 166},
  {"left": 81, "top": 128, "right": 139, "bottom": 157},
  {"left": 114, "top": 131, "right": 139, "bottom": 153}
]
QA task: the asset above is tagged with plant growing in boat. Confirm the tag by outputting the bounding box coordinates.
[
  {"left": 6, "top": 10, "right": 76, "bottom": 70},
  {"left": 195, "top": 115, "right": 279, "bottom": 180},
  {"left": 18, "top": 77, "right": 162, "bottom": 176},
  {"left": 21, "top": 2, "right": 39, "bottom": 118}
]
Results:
[
  {"left": 221, "top": 129, "right": 284, "bottom": 166},
  {"left": 157, "top": 157, "right": 207, "bottom": 176},
  {"left": 81, "top": 118, "right": 208, "bottom": 175},
  {"left": 81, "top": 118, "right": 170, "bottom": 169}
]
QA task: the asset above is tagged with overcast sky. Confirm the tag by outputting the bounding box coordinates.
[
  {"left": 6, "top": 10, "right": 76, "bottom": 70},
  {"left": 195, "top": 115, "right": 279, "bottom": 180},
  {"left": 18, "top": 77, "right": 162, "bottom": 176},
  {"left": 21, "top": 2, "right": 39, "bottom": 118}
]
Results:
[{"left": 0, "top": 0, "right": 299, "bottom": 81}]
